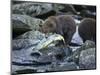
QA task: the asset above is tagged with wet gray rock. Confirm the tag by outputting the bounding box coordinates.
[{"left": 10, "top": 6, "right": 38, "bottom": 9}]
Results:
[
  {"left": 11, "top": 65, "right": 34, "bottom": 74},
  {"left": 79, "top": 48, "right": 96, "bottom": 69},
  {"left": 12, "top": 64, "right": 51, "bottom": 74},
  {"left": 39, "top": 47, "right": 65, "bottom": 62},
  {"left": 37, "top": 55, "right": 53, "bottom": 63},
  {"left": 12, "top": 14, "right": 44, "bottom": 38},
  {"left": 12, "top": 47, "right": 38, "bottom": 64},
  {"left": 12, "top": 39, "right": 40, "bottom": 50},
  {"left": 53, "top": 4, "right": 77, "bottom": 15},
  {"left": 12, "top": 2, "right": 80, "bottom": 20},
  {"left": 12, "top": 47, "right": 51, "bottom": 67},
  {"left": 63, "top": 47, "right": 72, "bottom": 57},
  {"left": 16, "top": 30, "right": 45, "bottom": 40},
  {"left": 67, "top": 40, "right": 95, "bottom": 64},
  {"left": 13, "top": 68, "right": 37, "bottom": 74},
  {"left": 39, "top": 47, "right": 72, "bottom": 61},
  {"left": 80, "top": 10, "right": 96, "bottom": 19},
  {"left": 77, "top": 40, "right": 95, "bottom": 50},
  {"left": 12, "top": 50, "right": 53, "bottom": 74},
  {"left": 30, "top": 52, "right": 41, "bottom": 59},
  {"left": 12, "top": 32, "right": 70, "bottom": 74},
  {"left": 12, "top": 42, "right": 73, "bottom": 74},
  {"left": 12, "top": 2, "right": 54, "bottom": 17},
  {"left": 49, "top": 62, "right": 78, "bottom": 71},
  {"left": 12, "top": 14, "right": 44, "bottom": 30}
]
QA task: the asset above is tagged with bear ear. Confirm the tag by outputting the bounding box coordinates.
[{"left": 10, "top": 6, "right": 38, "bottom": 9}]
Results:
[
  {"left": 49, "top": 16, "right": 56, "bottom": 20},
  {"left": 49, "top": 16, "right": 57, "bottom": 24},
  {"left": 49, "top": 16, "right": 55, "bottom": 18}
]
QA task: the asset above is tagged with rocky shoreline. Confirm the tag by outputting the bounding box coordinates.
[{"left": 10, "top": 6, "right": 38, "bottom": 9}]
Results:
[{"left": 11, "top": 1, "right": 96, "bottom": 74}]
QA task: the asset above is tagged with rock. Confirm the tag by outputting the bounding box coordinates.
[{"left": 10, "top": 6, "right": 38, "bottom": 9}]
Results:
[
  {"left": 12, "top": 14, "right": 44, "bottom": 38},
  {"left": 12, "top": 1, "right": 26, "bottom": 4},
  {"left": 67, "top": 40, "right": 95, "bottom": 64},
  {"left": 80, "top": 10, "right": 96, "bottom": 19},
  {"left": 79, "top": 48, "right": 96, "bottom": 69},
  {"left": 37, "top": 55, "right": 52, "bottom": 63},
  {"left": 77, "top": 40, "right": 95, "bottom": 50},
  {"left": 12, "top": 47, "right": 38, "bottom": 64},
  {"left": 30, "top": 52, "right": 41, "bottom": 59},
  {"left": 39, "top": 47, "right": 71, "bottom": 61},
  {"left": 12, "top": 45, "right": 73, "bottom": 73},
  {"left": 53, "top": 4, "right": 77, "bottom": 15},
  {"left": 63, "top": 47, "right": 72, "bottom": 57},
  {"left": 12, "top": 14, "right": 44, "bottom": 30},
  {"left": 16, "top": 30, "right": 45, "bottom": 40},
  {"left": 49, "top": 62, "right": 78, "bottom": 71},
  {"left": 12, "top": 47, "right": 52, "bottom": 73},
  {"left": 12, "top": 64, "right": 51, "bottom": 74},
  {"left": 73, "top": 5, "right": 96, "bottom": 19},
  {"left": 12, "top": 39, "right": 40, "bottom": 50},
  {"left": 12, "top": 47, "right": 48, "bottom": 66},
  {"left": 34, "top": 65, "right": 52, "bottom": 72},
  {"left": 11, "top": 65, "right": 36, "bottom": 74},
  {"left": 14, "top": 69, "right": 37, "bottom": 74},
  {"left": 12, "top": 2, "right": 55, "bottom": 18}
]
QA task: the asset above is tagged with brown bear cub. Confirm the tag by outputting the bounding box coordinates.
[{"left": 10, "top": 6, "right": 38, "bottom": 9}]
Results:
[
  {"left": 39, "top": 15, "right": 76, "bottom": 45},
  {"left": 78, "top": 18, "right": 96, "bottom": 43}
]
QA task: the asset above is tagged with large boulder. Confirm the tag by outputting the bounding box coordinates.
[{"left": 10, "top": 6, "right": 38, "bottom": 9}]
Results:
[
  {"left": 13, "top": 30, "right": 45, "bottom": 50},
  {"left": 16, "top": 30, "right": 45, "bottom": 40},
  {"left": 79, "top": 48, "right": 96, "bottom": 69},
  {"left": 12, "top": 2, "right": 79, "bottom": 19},
  {"left": 12, "top": 2, "right": 55, "bottom": 18},
  {"left": 39, "top": 46, "right": 72, "bottom": 62},
  {"left": 49, "top": 62, "right": 78, "bottom": 71},
  {"left": 53, "top": 4, "right": 77, "bottom": 15},
  {"left": 12, "top": 14, "right": 44, "bottom": 38},
  {"left": 12, "top": 39, "right": 40, "bottom": 50},
  {"left": 67, "top": 40, "right": 95, "bottom": 64}
]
